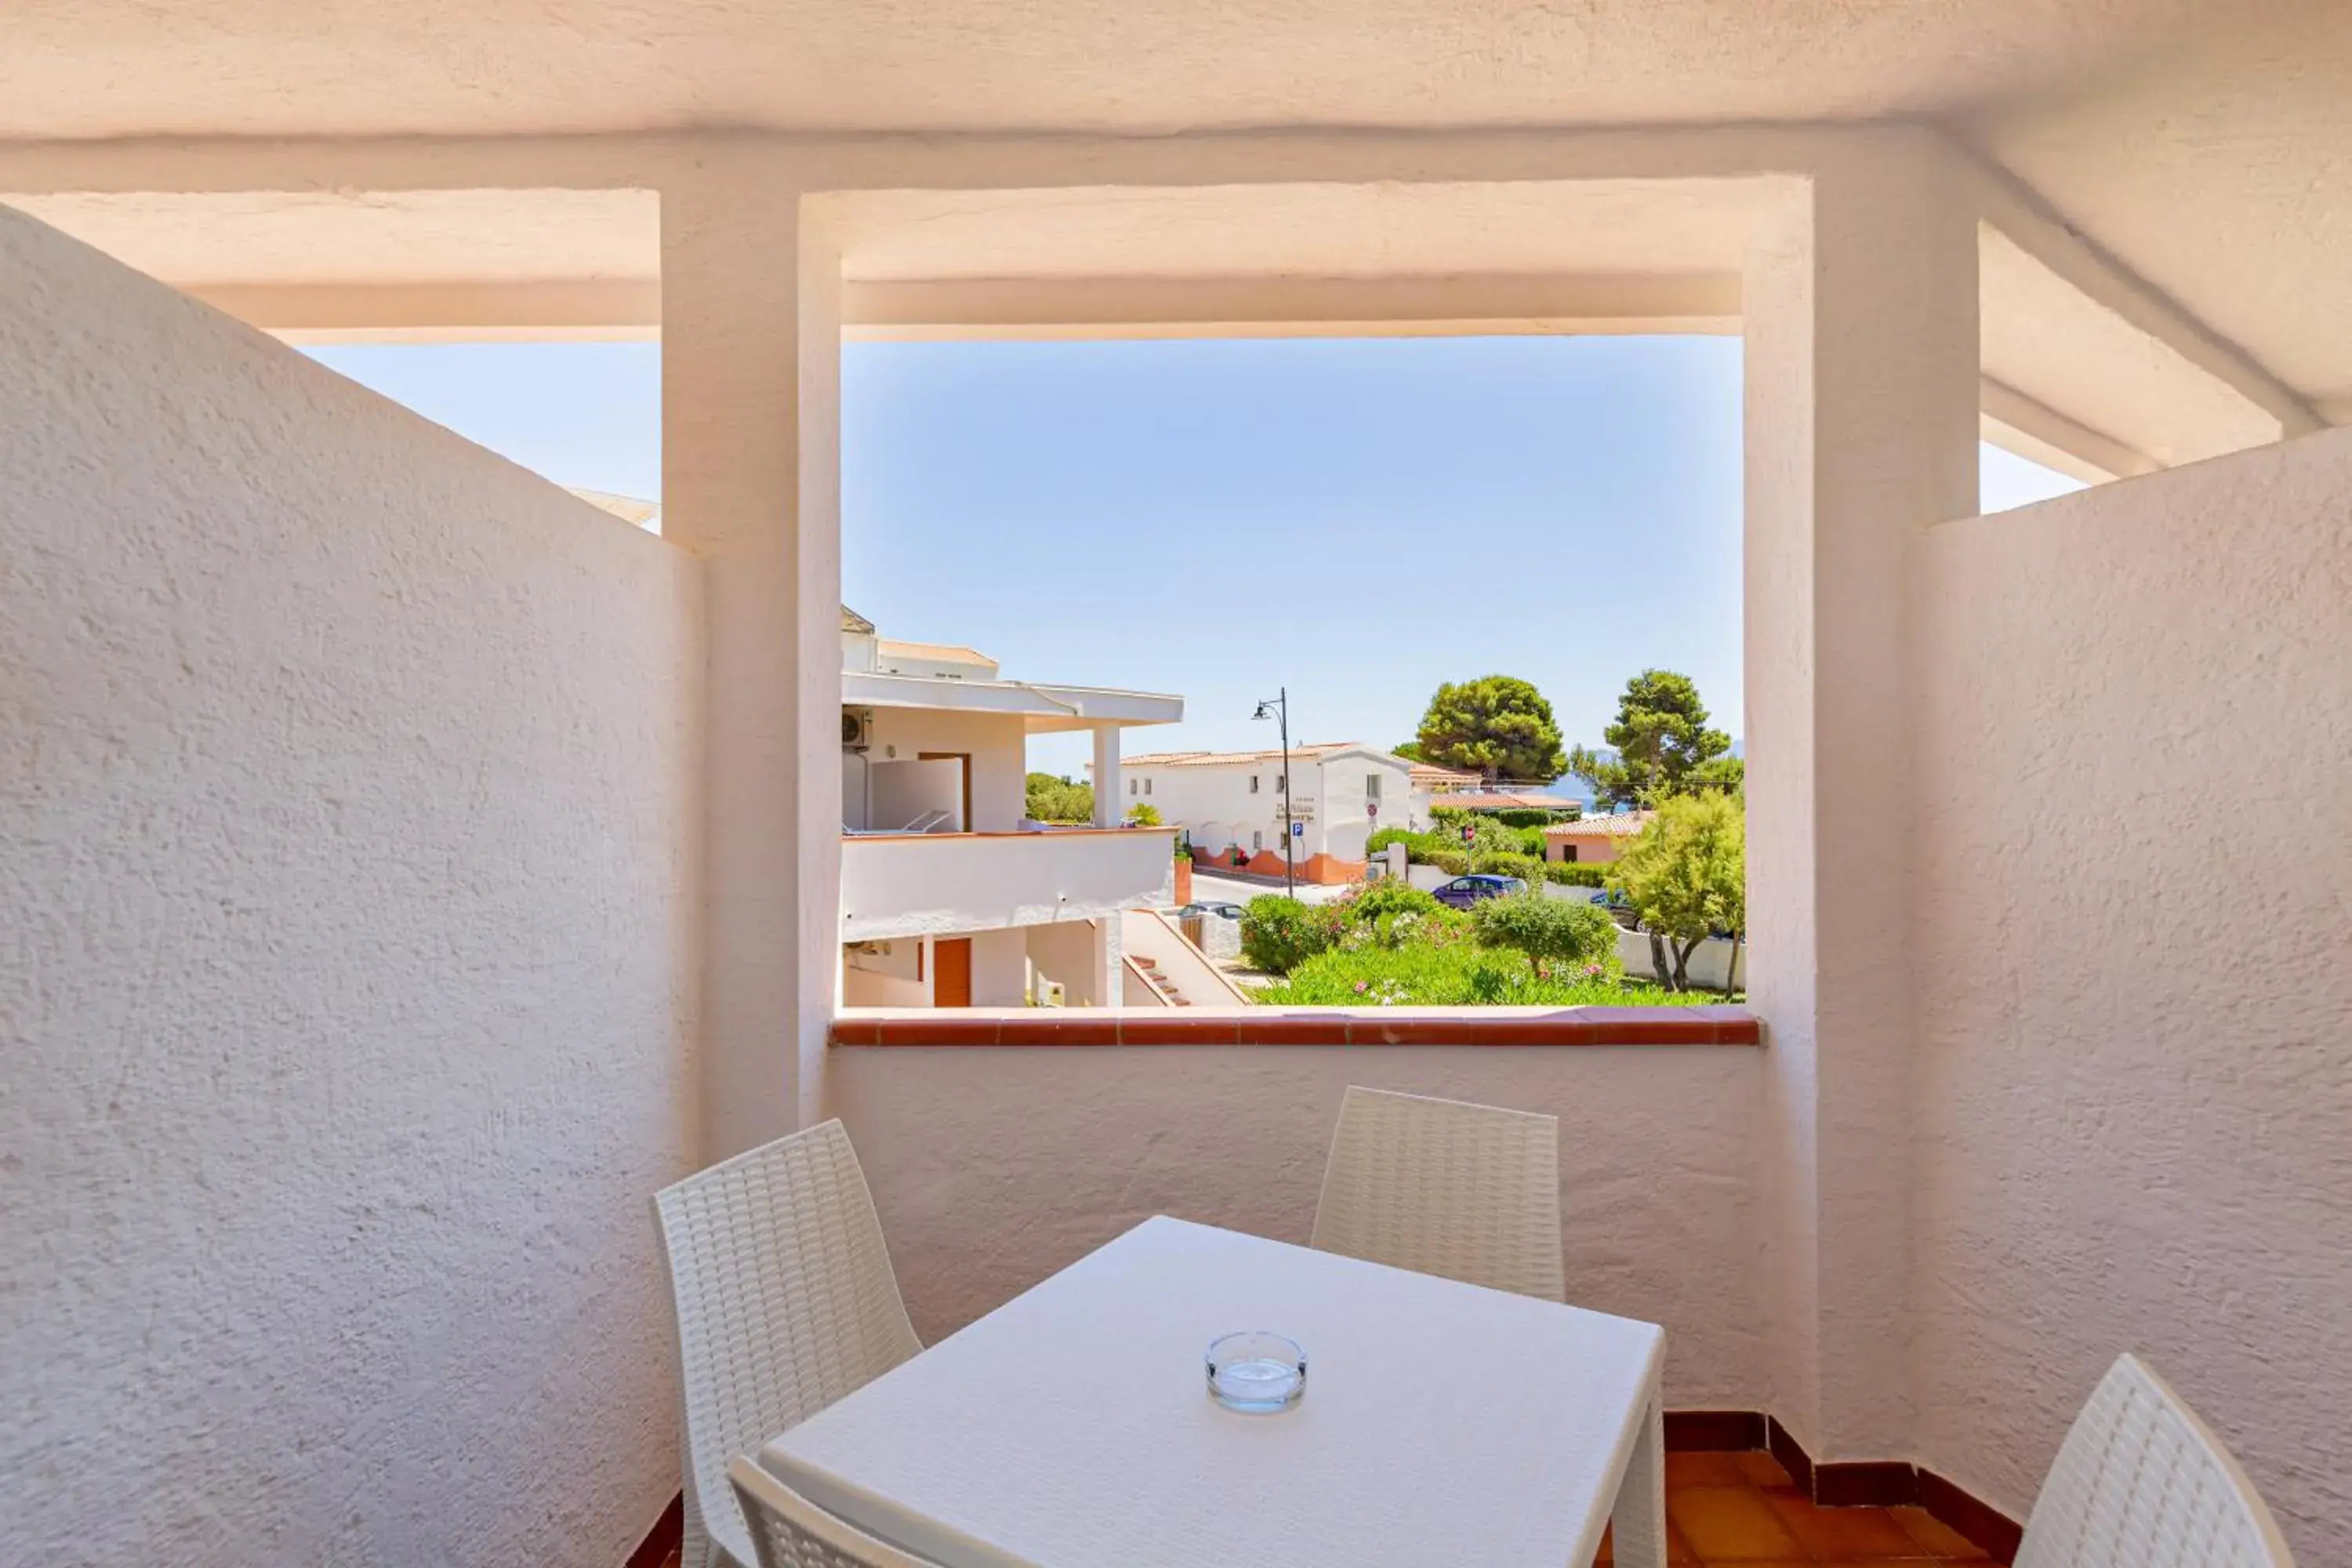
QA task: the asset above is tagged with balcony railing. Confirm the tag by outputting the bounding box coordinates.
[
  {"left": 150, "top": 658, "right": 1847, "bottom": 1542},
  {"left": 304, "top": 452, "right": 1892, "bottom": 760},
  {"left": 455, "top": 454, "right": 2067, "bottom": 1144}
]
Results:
[{"left": 840, "top": 827, "right": 1176, "bottom": 942}]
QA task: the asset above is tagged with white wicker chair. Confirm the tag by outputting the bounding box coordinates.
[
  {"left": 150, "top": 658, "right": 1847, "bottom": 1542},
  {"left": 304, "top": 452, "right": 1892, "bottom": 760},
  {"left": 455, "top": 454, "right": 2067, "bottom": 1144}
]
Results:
[
  {"left": 726, "top": 1457, "right": 942, "bottom": 1568},
  {"left": 2015, "top": 1353, "right": 2296, "bottom": 1568},
  {"left": 654, "top": 1121, "right": 924, "bottom": 1568},
  {"left": 1308, "top": 1085, "right": 1565, "bottom": 1301}
]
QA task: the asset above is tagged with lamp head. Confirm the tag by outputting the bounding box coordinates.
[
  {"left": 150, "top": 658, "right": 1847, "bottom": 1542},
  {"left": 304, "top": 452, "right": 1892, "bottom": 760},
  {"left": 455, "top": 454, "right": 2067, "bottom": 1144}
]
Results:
[{"left": 1252, "top": 702, "right": 1272, "bottom": 720}]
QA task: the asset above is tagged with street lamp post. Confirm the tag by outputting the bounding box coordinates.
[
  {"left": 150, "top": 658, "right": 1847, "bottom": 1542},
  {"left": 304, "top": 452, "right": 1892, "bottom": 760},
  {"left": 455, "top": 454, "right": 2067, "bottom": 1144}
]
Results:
[{"left": 1252, "top": 688, "right": 1295, "bottom": 898}]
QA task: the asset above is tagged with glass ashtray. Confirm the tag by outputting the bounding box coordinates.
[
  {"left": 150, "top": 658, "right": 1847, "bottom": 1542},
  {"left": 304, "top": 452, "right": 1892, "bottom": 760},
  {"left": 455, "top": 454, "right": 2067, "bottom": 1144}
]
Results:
[{"left": 1205, "top": 1331, "right": 1307, "bottom": 1413}]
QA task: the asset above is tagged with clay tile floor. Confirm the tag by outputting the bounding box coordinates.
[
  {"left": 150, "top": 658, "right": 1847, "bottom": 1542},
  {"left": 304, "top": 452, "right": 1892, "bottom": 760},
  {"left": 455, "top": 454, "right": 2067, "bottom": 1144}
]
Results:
[
  {"left": 1592, "top": 1450, "right": 1996, "bottom": 1566},
  {"left": 652, "top": 1446, "right": 1997, "bottom": 1567}
]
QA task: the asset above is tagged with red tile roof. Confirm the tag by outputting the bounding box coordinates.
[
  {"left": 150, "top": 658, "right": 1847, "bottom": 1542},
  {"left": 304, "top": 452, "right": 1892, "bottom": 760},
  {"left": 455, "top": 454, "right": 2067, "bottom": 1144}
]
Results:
[
  {"left": 1431, "top": 791, "right": 1584, "bottom": 812},
  {"left": 1544, "top": 810, "right": 1657, "bottom": 837}
]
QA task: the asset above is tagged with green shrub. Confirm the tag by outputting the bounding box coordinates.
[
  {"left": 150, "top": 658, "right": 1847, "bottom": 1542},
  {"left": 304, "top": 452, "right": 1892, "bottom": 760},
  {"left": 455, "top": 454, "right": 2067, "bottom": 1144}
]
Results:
[
  {"left": 1238, "top": 895, "right": 1345, "bottom": 974},
  {"left": 1483, "top": 851, "right": 1548, "bottom": 884},
  {"left": 1367, "top": 826, "right": 1449, "bottom": 862},
  {"left": 1427, "top": 848, "right": 1544, "bottom": 883},
  {"left": 1544, "top": 862, "right": 1606, "bottom": 887},
  {"left": 1259, "top": 943, "right": 1696, "bottom": 1007},
  {"left": 1487, "top": 807, "right": 1578, "bottom": 829},
  {"left": 1344, "top": 881, "right": 1440, "bottom": 921},
  {"left": 1472, "top": 891, "right": 1620, "bottom": 967}
]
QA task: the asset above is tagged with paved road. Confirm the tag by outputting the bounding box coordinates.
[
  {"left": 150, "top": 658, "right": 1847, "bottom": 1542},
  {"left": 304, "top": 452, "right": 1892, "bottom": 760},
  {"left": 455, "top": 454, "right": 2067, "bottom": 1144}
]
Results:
[{"left": 1187, "top": 868, "right": 1353, "bottom": 907}]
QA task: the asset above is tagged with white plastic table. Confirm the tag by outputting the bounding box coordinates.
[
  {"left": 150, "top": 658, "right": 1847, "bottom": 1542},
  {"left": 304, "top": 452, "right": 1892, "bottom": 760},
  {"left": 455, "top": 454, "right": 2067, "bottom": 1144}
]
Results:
[{"left": 760, "top": 1215, "right": 1666, "bottom": 1568}]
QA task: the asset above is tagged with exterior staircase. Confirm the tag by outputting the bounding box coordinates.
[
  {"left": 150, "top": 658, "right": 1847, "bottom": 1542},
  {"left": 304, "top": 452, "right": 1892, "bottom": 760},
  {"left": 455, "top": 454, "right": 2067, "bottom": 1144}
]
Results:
[{"left": 1127, "top": 953, "right": 1190, "bottom": 1006}]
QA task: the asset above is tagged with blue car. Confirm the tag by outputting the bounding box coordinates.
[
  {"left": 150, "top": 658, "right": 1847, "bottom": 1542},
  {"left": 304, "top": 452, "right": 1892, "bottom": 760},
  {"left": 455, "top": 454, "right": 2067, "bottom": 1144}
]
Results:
[{"left": 1430, "top": 873, "right": 1526, "bottom": 909}]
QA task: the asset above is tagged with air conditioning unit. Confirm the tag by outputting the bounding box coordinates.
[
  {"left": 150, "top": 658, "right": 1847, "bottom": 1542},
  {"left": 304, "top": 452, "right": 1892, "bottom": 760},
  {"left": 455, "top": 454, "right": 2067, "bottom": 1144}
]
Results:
[{"left": 841, "top": 707, "right": 875, "bottom": 750}]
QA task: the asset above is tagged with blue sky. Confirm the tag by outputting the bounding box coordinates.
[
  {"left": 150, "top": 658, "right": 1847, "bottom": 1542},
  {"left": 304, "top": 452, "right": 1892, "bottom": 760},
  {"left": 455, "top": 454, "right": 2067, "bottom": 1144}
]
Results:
[{"left": 307, "top": 339, "right": 2083, "bottom": 778}]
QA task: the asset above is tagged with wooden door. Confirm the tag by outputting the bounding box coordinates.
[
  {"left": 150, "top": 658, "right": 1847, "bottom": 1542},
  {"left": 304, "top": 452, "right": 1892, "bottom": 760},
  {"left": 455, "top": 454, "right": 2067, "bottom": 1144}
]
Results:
[{"left": 932, "top": 937, "right": 973, "bottom": 1007}]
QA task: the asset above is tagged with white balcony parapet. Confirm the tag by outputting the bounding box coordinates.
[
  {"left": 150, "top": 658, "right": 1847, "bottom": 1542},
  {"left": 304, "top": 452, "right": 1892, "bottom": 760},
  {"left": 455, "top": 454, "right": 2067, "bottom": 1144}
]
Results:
[{"left": 840, "top": 827, "right": 1176, "bottom": 942}]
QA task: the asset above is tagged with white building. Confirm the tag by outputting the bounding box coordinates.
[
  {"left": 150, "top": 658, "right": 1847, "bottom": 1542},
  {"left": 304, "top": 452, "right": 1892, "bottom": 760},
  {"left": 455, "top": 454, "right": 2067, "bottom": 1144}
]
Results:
[
  {"left": 840, "top": 608, "right": 1210, "bottom": 1007},
  {"left": 1115, "top": 743, "right": 1415, "bottom": 884}
]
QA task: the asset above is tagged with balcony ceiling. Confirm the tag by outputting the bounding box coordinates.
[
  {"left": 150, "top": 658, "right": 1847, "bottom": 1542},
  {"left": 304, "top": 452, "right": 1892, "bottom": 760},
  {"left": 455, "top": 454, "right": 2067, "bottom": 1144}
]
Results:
[
  {"left": 0, "top": 2, "right": 2299, "bottom": 143},
  {"left": 1, "top": 1, "right": 2343, "bottom": 419}
]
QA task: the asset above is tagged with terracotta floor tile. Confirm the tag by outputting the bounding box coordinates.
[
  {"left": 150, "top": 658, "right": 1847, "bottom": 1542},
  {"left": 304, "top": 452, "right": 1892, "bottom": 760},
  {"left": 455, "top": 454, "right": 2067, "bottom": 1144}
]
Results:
[
  {"left": 1735, "top": 1450, "right": 1795, "bottom": 1487},
  {"left": 1667, "top": 1450, "right": 1755, "bottom": 1487},
  {"left": 1889, "top": 1504, "right": 1994, "bottom": 1559},
  {"left": 1667, "top": 1485, "right": 1803, "bottom": 1560},
  {"left": 1759, "top": 1487, "right": 1934, "bottom": 1559},
  {"left": 1589, "top": 1518, "right": 1700, "bottom": 1564}
]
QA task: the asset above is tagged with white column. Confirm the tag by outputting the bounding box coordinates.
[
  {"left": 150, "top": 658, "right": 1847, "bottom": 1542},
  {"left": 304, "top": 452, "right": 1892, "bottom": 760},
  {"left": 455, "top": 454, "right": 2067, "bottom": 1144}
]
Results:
[
  {"left": 662, "top": 160, "right": 844, "bottom": 1157},
  {"left": 1091, "top": 913, "right": 1125, "bottom": 1007},
  {"left": 1744, "top": 130, "right": 1979, "bottom": 1461},
  {"left": 1091, "top": 722, "right": 1122, "bottom": 829}
]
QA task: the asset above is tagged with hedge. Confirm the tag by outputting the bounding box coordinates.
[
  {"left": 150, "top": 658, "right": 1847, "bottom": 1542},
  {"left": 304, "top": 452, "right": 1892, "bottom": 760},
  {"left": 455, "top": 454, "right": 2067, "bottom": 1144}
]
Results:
[
  {"left": 1543, "top": 862, "right": 1606, "bottom": 887},
  {"left": 1471, "top": 892, "right": 1618, "bottom": 966},
  {"left": 1428, "top": 848, "right": 1546, "bottom": 884}
]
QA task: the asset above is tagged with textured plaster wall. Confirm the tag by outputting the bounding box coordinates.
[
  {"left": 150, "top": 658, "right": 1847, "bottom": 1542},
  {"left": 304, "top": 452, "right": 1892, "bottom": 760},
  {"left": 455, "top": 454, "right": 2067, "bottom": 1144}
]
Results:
[
  {"left": 1910, "top": 426, "right": 2352, "bottom": 1563},
  {"left": 829, "top": 1045, "right": 1768, "bottom": 1407},
  {"left": 0, "top": 206, "right": 702, "bottom": 1566}
]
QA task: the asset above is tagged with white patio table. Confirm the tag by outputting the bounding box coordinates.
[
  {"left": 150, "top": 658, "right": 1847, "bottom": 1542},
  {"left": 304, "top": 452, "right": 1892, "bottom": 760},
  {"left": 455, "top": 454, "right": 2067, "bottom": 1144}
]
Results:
[{"left": 759, "top": 1214, "right": 1666, "bottom": 1568}]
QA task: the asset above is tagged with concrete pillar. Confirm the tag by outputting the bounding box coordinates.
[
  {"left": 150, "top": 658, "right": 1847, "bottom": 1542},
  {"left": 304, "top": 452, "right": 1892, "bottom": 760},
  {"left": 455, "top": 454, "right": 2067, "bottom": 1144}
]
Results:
[
  {"left": 968, "top": 927, "right": 1030, "bottom": 1007},
  {"left": 661, "top": 162, "right": 844, "bottom": 1157},
  {"left": 1091, "top": 723, "right": 1122, "bottom": 829},
  {"left": 1743, "top": 132, "right": 1979, "bottom": 1462},
  {"left": 1091, "top": 914, "right": 1124, "bottom": 1008}
]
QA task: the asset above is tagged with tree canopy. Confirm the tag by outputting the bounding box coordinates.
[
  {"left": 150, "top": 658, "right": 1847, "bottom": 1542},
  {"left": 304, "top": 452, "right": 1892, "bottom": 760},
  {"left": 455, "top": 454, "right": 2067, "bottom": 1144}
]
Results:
[
  {"left": 1024, "top": 771, "right": 1093, "bottom": 824},
  {"left": 1606, "top": 792, "right": 1746, "bottom": 992},
  {"left": 1567, "top": 669, "right": 1740, "bottom": 808},
  {"left": 1412, "top": 675, "right": 1566, "bottom": 784}
]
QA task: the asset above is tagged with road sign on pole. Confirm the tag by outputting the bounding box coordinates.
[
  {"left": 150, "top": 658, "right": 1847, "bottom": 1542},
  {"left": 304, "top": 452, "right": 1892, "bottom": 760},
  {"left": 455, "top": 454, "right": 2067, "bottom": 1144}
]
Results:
[
  {"left": 1366, "top": 800, "right": 1378, "bottom": 819},
  {"left": 1460, "top": 824, "right": 1475, "bottom": 844},
  {"left": 1291, "top": 820, "right": 1305, "bottom": 838}
]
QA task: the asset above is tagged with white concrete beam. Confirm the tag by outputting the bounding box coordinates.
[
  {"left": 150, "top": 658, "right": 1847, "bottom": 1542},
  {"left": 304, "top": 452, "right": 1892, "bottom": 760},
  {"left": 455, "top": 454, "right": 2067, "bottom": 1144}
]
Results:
[
  {"left": 190, "top": 280, "right": 659, "bottom": 343},
  {"left": 0, "top": 125, "right": 1857, "bottom": 198},
  {"left": 1962, "top": 153, "right": 2323, "bottom": 442},
  {"left": 842, "top": 273, "right": 1739, "bottom": 340},
  {"left": 1978, "top": 376, "right": 2158, "bottom": 484}
]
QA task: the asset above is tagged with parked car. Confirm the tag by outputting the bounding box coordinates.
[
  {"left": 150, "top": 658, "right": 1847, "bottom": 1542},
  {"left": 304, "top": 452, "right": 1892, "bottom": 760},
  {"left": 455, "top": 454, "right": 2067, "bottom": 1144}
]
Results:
[
  {"left": 1430, "top": 874, "right": 1526, "bottom": 909},
  {"left": 1175, "top": 901, "right": 1245, "bottom": 921}
]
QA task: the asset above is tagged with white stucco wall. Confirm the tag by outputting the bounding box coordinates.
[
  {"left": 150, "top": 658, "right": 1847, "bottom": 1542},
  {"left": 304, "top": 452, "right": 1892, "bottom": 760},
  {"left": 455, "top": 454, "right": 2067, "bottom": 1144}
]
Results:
[
  {"left": 1911, "top": 426, "right": 2352, "bottom": 1563},
  {"left": 0, "top": 207, "right": 702, "bottom": 1566},
  {"left": 862, "top": 706, "right": 1025, "bottom": 830},
  {"left": 1128, "top": 750, "right": 1404, "bottom": 862},
  {"left": 840, "top": 828, "right": 1175, "bottom": 944},
  {"left": 830, "top": 1044, "right": 1768, "bottom": 1408}
]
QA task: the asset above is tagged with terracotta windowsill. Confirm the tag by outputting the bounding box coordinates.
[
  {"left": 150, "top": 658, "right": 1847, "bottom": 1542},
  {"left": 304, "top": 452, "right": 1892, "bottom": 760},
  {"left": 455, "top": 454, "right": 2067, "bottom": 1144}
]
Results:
[{"left": 832, "top": 1006, "right": 1761, "bottom": 1047}]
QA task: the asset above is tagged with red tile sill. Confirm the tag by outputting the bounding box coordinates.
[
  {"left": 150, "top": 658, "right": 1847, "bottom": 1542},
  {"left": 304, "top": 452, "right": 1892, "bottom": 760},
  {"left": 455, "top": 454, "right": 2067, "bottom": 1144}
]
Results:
[{"left": 833, "top": 1006, "right": 1761, "bottom": 1048}]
